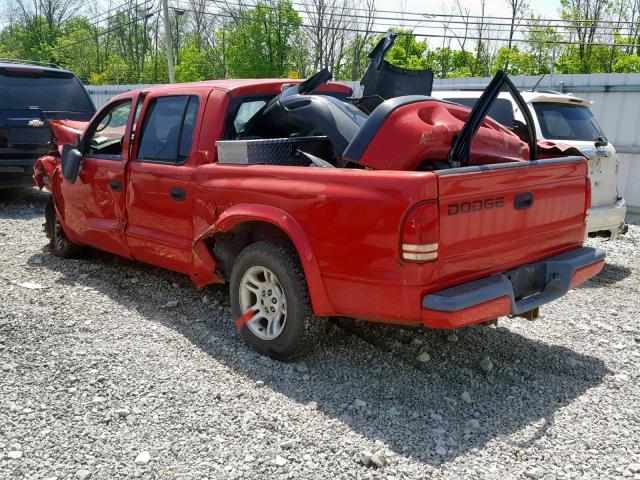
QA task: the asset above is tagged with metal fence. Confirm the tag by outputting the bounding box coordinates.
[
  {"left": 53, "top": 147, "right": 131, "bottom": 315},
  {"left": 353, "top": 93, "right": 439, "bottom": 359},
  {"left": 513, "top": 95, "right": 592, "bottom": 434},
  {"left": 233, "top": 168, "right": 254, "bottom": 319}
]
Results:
[
  {"left": 87, "top": 73, "right": 640, "bottom": 210},
  {"left": 87, "top": 85, "right": 152, "bottom": 107}
]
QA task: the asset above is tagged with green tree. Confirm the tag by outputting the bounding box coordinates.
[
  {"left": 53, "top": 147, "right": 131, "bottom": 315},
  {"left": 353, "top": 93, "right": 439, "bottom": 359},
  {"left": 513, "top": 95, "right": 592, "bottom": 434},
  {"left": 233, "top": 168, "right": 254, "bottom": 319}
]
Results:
[
  {"left": 526, "top": 21, "right": 561, "bottom": 72},
  {"left": 492, "top": 47, "right": 547, "bottom": 75},
  {"left": 425, "top": 47, "right": 474, "bottom": 78},
  {"left": 225, "top": 1, "right": 302, "bottom": 78},
  {"left": 560, "top": 0, "right": 612, "bottom": 73},
  {"left": 107, "top": 5, "right": 152, "bottom": 83},
  {"left": 175, "top": 43, "right": 218, "bottom": 82},
  {"left": 369, "top": 30, "right": 429, "bottom": 70},
  {"left": 613, "top": 54, "right": 640, "bottom": 72},
  {"left": 51, "top": 17, "right": 97, "bottom": 83}
]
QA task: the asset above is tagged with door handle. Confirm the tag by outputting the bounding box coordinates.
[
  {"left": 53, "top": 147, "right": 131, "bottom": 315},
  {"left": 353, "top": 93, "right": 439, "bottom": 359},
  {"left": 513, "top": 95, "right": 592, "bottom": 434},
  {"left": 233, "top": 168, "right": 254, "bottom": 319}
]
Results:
[
  {"left": 109, "top": 180, "right": 123, "bottom": 192},
  {"left": 514, "top": 192, "right": 534, "bottom": 210},
  {"left": 169, "top": 187, "right": 186, "bottom": 201}
]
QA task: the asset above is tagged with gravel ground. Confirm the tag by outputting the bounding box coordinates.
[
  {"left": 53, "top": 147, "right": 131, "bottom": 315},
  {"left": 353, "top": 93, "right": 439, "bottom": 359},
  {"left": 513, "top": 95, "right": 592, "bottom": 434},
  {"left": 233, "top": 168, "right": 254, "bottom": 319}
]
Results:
[{"left": 1, "top": 187, "right": 639, "bottom": 480}]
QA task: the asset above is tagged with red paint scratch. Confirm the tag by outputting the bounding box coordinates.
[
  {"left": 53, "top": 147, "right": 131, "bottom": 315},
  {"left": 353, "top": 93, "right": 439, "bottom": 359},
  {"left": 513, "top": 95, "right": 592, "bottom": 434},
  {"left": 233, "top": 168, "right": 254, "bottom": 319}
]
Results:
[{"left": 235, "top": 309, "right": 256, "bottom": 330}]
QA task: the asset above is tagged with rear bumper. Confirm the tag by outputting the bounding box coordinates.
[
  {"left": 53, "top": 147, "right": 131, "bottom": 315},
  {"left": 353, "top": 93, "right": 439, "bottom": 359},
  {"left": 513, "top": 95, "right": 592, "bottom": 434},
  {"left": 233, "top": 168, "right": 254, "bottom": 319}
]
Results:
[
  {"left": 422, "top": 247, "right": 605, "bottom": 329},
  {"left": 0, "top": 158, "right": 38, "bottom": 186},
  {"left": 0, "top": 158, "right": 39, "bottom": 167},
  {"left": 586, "top": 198, "right": 627, "bottom": 237}
]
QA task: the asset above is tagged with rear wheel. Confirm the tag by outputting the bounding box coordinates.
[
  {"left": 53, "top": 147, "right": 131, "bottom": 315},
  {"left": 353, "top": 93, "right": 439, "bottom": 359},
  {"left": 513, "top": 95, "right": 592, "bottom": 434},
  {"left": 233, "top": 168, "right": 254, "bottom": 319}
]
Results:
[
  {"left": 45, "top": 197, "right": 82, "bottom": 258},
  {"left": 229, "top": 241, "right": 325, "bottom": 360}
]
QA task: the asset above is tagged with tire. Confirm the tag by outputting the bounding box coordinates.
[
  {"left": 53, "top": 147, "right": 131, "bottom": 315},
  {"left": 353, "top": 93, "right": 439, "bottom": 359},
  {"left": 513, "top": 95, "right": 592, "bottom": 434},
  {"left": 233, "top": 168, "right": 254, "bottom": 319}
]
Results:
[
  {"left": 229, "top": 241, "right": 325, "bottom": 361},
  {"left": 45, "top": 197, "right": 83, "bottom": 258}
]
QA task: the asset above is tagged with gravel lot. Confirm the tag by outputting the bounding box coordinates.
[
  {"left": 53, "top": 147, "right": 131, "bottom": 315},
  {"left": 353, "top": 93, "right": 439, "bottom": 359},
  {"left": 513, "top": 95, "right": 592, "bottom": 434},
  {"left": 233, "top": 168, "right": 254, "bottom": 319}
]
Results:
[{"left": 1, "top": 187, "right": 639, "bottom": 480}]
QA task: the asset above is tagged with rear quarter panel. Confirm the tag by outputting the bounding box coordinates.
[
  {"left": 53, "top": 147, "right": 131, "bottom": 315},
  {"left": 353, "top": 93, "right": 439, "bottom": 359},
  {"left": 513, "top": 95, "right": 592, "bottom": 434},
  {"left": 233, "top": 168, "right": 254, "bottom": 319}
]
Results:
[{"left": 194, "top": 164, "right": 439, "bottom": 320}]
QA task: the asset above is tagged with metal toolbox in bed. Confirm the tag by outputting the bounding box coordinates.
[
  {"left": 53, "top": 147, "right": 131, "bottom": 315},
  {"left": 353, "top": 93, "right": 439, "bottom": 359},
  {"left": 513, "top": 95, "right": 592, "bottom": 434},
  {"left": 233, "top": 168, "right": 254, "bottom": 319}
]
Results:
[{"left": 215, "top": 136, "right": 329, "bottom": 166}]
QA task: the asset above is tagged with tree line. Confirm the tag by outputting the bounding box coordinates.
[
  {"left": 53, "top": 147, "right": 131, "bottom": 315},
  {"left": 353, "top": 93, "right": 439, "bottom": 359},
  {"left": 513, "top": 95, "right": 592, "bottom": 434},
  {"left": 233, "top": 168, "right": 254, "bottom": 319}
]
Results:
[{"left": 2, "top": 0, "right": 640, "bottom": 85}]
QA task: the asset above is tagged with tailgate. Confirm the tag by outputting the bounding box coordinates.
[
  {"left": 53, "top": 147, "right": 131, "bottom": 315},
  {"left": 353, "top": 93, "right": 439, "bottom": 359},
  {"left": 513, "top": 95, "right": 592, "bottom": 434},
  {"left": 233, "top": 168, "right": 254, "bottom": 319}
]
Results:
[
  {"left": 434, "top": 157, "right": 589, "bottom": 288},
  {"left": 580, "top": 143, "right": 618, "bottom": 207}
]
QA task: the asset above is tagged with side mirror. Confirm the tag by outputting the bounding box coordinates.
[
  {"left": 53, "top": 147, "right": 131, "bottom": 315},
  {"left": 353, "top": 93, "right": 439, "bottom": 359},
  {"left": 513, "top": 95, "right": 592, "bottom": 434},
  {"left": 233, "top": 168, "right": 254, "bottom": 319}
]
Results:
[{"left": 61, "top": 144, "right": 82, "bottom": 183}]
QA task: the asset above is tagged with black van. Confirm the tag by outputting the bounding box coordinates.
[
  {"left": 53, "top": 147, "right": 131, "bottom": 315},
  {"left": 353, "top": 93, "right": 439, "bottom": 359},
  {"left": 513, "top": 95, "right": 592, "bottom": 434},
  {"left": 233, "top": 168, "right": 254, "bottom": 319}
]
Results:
[{"left": 0, "top": 61, "right": 95, "bottom": 186}]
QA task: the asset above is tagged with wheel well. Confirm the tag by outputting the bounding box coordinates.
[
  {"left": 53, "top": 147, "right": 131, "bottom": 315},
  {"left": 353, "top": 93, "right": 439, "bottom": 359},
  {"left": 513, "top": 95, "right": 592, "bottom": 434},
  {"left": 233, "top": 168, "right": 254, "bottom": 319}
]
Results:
[{"left": 210, "top": 221, "right": 296, "bottom": 281}]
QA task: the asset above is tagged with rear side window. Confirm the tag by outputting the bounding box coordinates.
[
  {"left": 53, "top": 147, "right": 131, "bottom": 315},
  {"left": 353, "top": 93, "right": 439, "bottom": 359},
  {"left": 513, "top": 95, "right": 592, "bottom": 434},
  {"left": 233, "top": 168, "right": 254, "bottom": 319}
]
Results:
[
  {"left": 445, "top": 97, "right": 515, "bottom": 128},
  {"left": 0, "top": 68, "right": 94, "bottom": 115},
  {"left": 533, "top": 103, "right": 605, "bottom": 141},
  {"left": 137, "top": 95, "right": 199, "bottom": 163},
  {"left": 234, "top": 100, "right": 267, "bottom": 134}
]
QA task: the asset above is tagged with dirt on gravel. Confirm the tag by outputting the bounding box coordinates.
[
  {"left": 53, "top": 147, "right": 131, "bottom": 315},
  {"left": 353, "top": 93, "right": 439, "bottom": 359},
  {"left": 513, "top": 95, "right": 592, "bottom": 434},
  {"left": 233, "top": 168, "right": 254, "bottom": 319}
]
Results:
[{"left": 1, "top": 187, "right": 639, "bottom": 480}]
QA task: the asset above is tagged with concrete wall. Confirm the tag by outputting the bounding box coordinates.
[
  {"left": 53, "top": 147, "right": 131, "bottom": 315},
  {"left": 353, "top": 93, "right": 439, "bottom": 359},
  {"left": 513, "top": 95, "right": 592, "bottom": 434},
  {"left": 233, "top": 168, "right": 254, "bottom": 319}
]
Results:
[{"left": 87, "top": 74, "right": 640, "bottom": 210}]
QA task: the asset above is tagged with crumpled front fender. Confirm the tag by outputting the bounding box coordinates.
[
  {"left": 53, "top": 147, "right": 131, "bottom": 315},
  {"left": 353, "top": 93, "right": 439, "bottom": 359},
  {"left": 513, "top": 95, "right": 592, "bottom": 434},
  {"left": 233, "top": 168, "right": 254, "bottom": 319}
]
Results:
[
  {"left": 48, "top": 119, "right": 87, "bottom": 148},
  {"left": 33, "top": 155, "right": 59, "bottom": 190},
  {"left": 34, "top": 119, "right": 87, "bottom": 190}
]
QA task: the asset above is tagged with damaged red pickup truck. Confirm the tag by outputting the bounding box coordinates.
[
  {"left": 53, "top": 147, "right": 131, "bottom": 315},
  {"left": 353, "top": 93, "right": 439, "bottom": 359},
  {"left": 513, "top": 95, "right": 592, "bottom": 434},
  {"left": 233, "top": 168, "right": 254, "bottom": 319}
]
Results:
[{"left": 34, "top": 70, "right": 605, "bottom": 360}]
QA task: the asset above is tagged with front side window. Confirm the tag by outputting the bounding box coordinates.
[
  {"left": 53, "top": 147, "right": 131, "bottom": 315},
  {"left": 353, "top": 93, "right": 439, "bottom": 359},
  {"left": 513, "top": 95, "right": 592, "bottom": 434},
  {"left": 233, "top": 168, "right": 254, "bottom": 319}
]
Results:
[
  {"left": 533, "top": 102, "right": 606, "bottom": 142},
  {"left": 137, "top": 95, "right": 199, "bottom": 163},
  {"left": 86, "top": 100, "right": 132, "bottom": 158}
]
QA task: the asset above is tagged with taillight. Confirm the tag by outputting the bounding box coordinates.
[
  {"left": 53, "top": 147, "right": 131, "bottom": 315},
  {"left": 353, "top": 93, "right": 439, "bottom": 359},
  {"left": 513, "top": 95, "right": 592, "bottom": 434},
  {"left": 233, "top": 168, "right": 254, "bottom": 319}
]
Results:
[
  {"left": 401, "top": 201, "right": 439, "bottom": 262},
  {"left": 585, "top": 177, "right": 592, "bottom": 211}
]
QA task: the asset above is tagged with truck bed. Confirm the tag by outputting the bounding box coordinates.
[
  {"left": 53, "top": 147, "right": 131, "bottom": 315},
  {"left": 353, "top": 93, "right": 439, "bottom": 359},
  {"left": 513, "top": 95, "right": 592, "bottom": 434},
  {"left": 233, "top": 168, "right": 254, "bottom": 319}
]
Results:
[{"left": 197, "top": 154, "right": 591, "bottom": 325}]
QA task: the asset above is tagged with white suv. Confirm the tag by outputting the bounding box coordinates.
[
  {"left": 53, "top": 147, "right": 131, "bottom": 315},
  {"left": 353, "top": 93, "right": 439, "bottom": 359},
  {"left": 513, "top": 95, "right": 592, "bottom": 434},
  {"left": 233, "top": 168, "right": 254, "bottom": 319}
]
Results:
[{"left": 432, "top": 88, "right": 628, "bottom": 239}]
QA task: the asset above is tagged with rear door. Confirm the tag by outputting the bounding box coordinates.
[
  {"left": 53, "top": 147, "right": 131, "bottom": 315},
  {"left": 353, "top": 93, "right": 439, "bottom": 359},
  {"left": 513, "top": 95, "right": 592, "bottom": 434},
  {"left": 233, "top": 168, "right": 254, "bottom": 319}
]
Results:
[
  {"left": 125, "top": 92, "right": 201, "bottom": 274},
  {"left": 435, "top": 73, "right": 588, "bottom": 287}
]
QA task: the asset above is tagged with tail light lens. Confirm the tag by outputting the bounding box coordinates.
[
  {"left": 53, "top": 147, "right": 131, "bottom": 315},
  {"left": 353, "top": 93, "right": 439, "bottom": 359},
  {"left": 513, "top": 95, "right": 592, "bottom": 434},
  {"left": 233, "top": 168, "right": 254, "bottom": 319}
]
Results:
[
  {"left": 401, "top": 201, "right": 439, "bottom": 262},
  {"left": 585, "top": 177, "right": 592, "bottom": 211}
]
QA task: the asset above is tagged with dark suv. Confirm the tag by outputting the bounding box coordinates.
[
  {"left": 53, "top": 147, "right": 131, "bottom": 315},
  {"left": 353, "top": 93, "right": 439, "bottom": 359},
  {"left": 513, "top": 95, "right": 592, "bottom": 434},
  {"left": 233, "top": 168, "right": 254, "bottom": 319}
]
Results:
[{"left": 0, "top": 60, "right": 95, "bottom": 186}]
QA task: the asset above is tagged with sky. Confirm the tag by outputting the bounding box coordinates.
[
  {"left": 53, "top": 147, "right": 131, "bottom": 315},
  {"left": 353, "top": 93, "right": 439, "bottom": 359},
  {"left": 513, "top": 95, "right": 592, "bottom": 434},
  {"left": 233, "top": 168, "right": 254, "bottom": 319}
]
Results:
[
  {"left": 356, "top": 0, "right": 566, "bottom": 49},
  {"left": 375, "top": 0, "right": 562, "bottom": 18},
  {"left": 0, "top": 0, "right": 566, "bottom": 33}
]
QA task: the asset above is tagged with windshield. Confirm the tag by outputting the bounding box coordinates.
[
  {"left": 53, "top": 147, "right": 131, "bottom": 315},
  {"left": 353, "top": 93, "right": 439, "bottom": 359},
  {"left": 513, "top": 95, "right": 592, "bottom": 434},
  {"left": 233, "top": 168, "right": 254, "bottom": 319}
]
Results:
[
  {"left": 532, "top": 102, "right": 605, "bottom": 142},
  {"left": 0, "top": 69, "right": 94, "bottom": 113}
]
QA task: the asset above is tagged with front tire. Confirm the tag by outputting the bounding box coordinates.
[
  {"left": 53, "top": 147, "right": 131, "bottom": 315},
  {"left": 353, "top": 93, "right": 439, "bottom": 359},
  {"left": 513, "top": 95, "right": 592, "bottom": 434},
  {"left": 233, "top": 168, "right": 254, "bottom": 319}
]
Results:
[
  {"left": 229, "top": 241, "right": 325, "bottom": 360},
  {"left": 45, "top": 197, "right": 82, "bottom": 258}
]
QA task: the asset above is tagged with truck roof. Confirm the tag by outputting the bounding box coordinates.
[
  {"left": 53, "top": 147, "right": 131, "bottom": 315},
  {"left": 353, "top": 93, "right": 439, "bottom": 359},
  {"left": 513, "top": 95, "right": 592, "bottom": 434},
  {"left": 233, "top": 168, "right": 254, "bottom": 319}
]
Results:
[
  {"left": 0, "top": 62, "right": 71, "bottom": 75},
  {"left": 120, "top": 78, "right": 352, "bottom": 98}
]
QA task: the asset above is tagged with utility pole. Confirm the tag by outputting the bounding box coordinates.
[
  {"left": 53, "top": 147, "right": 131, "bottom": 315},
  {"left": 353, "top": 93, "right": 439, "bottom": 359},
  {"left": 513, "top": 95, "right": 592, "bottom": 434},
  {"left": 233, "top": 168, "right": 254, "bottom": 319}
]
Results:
[
  {"left": 161, "top": 0, "right": 176, "bottom": 83},
  {"left": 174, "top": 9, "right": 185, "bottom": 65}
]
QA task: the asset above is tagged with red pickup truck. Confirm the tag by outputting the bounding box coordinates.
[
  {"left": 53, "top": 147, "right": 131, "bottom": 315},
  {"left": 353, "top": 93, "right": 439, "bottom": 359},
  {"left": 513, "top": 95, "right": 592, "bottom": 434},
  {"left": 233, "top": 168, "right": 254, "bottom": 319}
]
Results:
[{"left": 34, "top": 71, "right": 605, "bottom": 360}]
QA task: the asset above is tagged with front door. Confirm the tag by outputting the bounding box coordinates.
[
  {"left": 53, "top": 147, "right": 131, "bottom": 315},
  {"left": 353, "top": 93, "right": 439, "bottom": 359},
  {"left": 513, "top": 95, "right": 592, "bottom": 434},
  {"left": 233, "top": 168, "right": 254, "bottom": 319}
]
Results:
[
  {"left": 125, "top": 93, "right": 201, "bottom": 274},
  {"left": 59, "top": 96, "right": 137, "bottom": 257}
]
